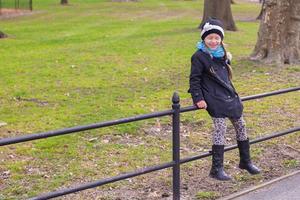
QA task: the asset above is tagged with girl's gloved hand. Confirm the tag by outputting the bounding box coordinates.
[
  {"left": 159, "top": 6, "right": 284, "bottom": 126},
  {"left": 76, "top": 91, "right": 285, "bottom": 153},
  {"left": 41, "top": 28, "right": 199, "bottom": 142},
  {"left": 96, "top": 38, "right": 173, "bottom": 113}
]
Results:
[{"left": 196, "top": 100, "right": 207, "bottom": 109}]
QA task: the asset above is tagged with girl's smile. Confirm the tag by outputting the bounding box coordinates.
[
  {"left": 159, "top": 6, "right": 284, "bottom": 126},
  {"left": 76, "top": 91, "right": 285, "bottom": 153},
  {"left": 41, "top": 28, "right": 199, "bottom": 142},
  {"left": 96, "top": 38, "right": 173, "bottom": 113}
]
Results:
[{"left": 204, "top": 33, "right": 222, "bottom": 50}]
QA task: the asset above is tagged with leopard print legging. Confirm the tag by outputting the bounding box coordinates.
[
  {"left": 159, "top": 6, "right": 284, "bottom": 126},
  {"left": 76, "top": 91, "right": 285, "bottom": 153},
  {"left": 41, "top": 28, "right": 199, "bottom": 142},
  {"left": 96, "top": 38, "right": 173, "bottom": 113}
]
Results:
[{"left": 212, "top": 116, "right": 248, "bottom": 145}]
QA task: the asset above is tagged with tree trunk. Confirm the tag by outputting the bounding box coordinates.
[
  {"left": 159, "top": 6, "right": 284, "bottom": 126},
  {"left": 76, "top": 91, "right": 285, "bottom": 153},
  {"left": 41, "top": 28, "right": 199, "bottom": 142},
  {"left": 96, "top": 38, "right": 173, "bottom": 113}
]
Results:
[
  {"left": 251, "top": 0, "right": 300, "bottom": 65},
  {"left": 61, "top": 0, "right": 68, "bottom": 5},
  {"left": 256, "top": 0, "right": 265, "bottom": 20},
  {"left": 200, "top": 0, "right": 237, "bottom": 31},
  {"left": 0, "top": 31, "right": 7, "bottom": 39},
  {"left": 111, "top": 0, "right": 138, "bottom": 1}
]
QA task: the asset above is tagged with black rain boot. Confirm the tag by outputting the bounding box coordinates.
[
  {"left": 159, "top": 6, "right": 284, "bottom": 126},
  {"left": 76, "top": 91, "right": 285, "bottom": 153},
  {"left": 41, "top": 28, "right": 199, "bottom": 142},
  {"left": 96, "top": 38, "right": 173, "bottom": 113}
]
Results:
[
  {"left": 238, "top": 139, "right": 261, "bottom": 175},
  {"left": 209, "top": 145, "right": 231, "bottom": 181}
]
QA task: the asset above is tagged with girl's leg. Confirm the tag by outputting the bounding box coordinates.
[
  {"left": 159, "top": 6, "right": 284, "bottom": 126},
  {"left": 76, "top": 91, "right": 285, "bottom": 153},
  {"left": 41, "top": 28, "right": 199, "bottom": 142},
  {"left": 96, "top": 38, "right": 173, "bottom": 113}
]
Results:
[
  {"left": 210, "top": 117, "right": 231, "bottom": 180},
  {"left": 229, "top": 116, "right": 248, "bottom": 141},
  {"left": 230, "top": 116, "right": 260, "bottom": 174},
  {"left": 212, "top": 117, "right": 227, "bottom": 145}
]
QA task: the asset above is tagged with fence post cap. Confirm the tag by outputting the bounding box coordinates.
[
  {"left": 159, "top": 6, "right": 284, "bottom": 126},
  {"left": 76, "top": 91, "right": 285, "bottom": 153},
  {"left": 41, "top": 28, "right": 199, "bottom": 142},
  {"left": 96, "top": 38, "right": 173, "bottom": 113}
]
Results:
[{"left": 172, "top": 92, "right": 180, "bottom": 104}]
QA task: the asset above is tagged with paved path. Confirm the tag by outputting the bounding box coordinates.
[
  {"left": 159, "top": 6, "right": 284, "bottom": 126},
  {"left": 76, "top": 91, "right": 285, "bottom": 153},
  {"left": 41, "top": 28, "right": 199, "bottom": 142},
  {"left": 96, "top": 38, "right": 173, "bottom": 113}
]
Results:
[{"left": 220, "top": 170, "right": 300, "bottom": 200}]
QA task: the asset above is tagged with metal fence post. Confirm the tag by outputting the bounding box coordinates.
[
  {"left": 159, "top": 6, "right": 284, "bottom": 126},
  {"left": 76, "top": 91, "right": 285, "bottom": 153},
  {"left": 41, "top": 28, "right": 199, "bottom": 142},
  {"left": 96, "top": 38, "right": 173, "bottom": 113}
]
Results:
[
  {"left": 29, "top": 0, "right": 33, "bottom": 11},
  {"left": 172, "top": 92, "right": 180, "bottom": 200}
]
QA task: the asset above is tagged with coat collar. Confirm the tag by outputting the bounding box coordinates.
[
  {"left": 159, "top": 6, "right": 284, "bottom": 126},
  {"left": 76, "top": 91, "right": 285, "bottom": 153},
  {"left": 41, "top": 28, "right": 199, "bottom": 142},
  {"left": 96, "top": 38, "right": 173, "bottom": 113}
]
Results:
[{"left": 200, "top": 50, "right": 237, "bottom": 94}]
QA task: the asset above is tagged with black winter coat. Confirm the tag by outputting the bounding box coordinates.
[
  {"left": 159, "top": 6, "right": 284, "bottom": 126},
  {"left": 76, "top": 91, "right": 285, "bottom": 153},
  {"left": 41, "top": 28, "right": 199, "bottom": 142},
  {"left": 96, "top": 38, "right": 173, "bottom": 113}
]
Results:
[{"left": 188, "top": 50, "right": 243, "bottom": 119}]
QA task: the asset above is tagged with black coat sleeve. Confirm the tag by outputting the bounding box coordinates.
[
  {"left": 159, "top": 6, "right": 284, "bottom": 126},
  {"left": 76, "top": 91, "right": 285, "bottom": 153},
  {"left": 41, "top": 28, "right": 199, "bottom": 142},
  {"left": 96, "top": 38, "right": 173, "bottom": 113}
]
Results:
[{"left": 188, "top": 53, "right": 206, "bottom": 104}]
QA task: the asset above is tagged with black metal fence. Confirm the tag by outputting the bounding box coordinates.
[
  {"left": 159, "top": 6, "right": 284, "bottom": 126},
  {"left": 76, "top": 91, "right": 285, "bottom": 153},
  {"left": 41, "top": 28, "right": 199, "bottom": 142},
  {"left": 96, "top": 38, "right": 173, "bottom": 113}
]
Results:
[
  {"left": 0, "top": 86, "right": 299, "bottom": 200},
  {"left": 0, "top": 0, "right": 32, "bottom": 14}
]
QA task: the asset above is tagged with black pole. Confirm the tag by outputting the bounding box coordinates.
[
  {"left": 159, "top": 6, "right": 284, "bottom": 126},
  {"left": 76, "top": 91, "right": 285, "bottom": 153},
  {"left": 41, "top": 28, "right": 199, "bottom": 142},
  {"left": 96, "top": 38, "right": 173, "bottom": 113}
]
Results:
[
  {"left": 179, "top": 86, "right": 300, "bottom": 114},
  {"left": 241, "top": 86, "right": 300, "bottom": 101},
  {"left": 172, "top": 92, "right": 180, "bottom": 200},
  {"left": 0, "top": 109, "right": 173, "bottom": 146},
  {"left": 180, "top": 126, "right": 300, "bottom": 164},
  {"left": 1, "top": 87, "right": 299, "bottom": 147},
  {"left": 30, "top": 161, "right": 174, "bottom": 200},
  {"left": 29, "top": 0, "right": 32, "bottom": 11}
]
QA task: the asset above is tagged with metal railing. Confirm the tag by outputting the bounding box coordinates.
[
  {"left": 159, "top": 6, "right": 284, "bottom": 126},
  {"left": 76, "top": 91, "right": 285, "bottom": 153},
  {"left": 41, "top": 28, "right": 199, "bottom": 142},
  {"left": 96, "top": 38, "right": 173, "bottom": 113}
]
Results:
[
  {"left": 0, "top": 86, "right": 299, "bottom": 200},
  {"left": 0, "top": 0, "right": 32, "bottom": 14}
]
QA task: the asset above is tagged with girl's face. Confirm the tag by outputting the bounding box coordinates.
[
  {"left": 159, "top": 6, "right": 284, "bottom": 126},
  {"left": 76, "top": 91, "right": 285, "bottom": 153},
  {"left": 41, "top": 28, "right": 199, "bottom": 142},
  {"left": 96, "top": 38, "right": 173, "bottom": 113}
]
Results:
[{"left": 204, "top": 33, "right": 222, "bottom": 50}]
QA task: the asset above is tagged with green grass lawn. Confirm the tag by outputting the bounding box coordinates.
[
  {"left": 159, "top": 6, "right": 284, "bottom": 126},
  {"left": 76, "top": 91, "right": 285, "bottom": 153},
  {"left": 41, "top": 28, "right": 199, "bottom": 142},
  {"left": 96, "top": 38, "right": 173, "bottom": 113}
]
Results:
[{"left": 0, "top": 0, "right": 299, "bottom": 199}]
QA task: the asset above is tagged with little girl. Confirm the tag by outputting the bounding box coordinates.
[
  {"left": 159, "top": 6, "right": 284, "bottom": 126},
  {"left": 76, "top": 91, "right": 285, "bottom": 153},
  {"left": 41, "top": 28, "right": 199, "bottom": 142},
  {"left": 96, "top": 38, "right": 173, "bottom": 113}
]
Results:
[{"left": 188, "top": 18, "right": 260, "bottom": 181}]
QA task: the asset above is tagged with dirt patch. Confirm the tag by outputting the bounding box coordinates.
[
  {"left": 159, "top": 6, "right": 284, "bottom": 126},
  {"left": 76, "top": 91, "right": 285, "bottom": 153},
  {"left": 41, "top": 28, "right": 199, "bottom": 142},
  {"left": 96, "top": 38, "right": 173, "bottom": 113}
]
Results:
[
  {"left": 13, "top": 96, "right": 49, "bottom": 106},
  {"left": 0, "top": 8, "right": 33, "bottom": 19}
]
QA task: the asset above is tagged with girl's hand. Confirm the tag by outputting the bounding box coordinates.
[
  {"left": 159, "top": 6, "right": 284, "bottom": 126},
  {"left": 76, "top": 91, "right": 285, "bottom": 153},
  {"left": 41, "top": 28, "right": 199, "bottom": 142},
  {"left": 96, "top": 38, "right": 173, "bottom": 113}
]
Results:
[{"left": 196, "top": 100, "right": 207, "bottom": 109}]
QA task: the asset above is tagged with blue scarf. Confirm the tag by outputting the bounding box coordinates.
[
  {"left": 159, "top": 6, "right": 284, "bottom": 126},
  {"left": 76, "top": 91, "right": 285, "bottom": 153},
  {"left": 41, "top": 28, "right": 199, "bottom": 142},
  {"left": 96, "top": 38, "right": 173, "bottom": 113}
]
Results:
[{"left": 197, "top": 41, "right": 225, "bottom": 58}]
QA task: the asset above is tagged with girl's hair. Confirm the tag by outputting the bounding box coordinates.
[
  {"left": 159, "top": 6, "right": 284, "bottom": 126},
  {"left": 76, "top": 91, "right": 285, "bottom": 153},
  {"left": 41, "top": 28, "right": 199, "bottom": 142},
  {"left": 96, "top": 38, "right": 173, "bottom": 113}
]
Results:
[{"left": 221, "top": 42, "right": 233, "bottom": 80}]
